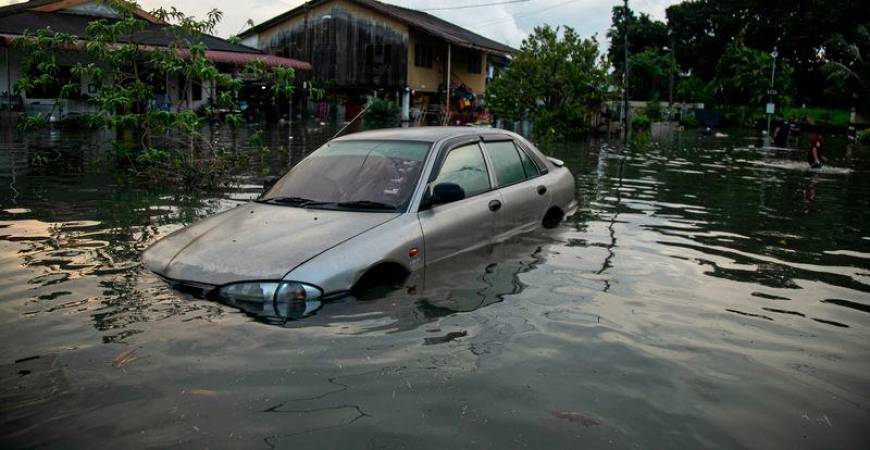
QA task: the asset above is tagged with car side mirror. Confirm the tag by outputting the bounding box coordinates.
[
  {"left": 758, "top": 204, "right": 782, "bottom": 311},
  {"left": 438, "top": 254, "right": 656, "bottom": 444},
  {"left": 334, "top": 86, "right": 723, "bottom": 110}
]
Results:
[{"left": 431, "top": 182, "right": 465, "bottom": 205}]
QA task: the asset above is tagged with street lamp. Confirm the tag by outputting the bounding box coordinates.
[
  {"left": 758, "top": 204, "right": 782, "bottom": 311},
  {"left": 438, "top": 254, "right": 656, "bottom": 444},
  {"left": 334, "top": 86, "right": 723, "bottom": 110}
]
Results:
[{"left": 765, "top": 47, "right": 779, "bottom": 139}]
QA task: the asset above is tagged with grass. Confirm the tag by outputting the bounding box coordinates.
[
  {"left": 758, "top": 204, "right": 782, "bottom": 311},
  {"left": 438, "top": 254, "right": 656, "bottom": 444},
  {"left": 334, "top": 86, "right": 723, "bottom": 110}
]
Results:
[{"left": 780, "top": 107, "right": 852, "bottom": 127}]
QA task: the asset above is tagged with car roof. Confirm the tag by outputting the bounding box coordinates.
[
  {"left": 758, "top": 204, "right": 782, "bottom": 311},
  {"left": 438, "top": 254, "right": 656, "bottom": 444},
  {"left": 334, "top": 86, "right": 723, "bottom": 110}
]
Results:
[{"left": 332, "top": 126, "right": 519, "bottom": 143}]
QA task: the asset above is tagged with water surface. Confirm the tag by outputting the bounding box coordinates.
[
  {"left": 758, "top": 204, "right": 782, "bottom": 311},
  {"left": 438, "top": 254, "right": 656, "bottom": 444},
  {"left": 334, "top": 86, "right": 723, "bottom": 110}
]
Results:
[{"left": 1, "top": 124, "right": 869, "bottom": 448}]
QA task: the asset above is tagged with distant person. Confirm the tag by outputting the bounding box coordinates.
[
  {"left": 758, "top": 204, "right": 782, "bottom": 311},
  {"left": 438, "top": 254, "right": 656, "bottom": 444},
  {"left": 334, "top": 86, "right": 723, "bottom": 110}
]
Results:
[
  {"left": 773, "top": 117, "right": 790, "bottom": 147},
  {"left": 788, "top": 115, "right": 801, "bottom": 147},
  {"left": 807, "top": 133, "right": 824, "bottom": 169}
]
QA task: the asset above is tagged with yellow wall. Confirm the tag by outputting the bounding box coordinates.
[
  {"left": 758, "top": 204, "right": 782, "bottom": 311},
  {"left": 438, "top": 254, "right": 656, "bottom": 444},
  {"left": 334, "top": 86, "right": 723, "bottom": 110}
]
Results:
[
  {"left": 407, "top": 32, "right": 489, "bottom": 94},
  {"left": 449, "top": 46, "right": 488, "bottom": 94},
  {"left": 252, "top": 0, "right": 493, "bottom": 94},
  {"left": 407, "top": 32, "right": 445, "bottom": 93},
  {"left": 256, "top": 0, "right": 409, "bottom": 48}
]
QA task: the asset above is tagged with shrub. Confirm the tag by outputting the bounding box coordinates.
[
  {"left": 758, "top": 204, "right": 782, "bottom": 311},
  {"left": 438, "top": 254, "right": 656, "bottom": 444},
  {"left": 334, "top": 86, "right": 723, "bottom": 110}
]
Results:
[
  {"left": 364, "top": 98, "right": 399, "bottom": 128},
  {"left": 645, "top": 93, "right": 662, "bottom": 121},
  {"left": 681, "top": 114, "right": 699, "bottom": 128},
  {"left": 859, "top": 129, "right": 870, "bottom": 144},
  {"left": 631, "top": 112, "right": 651, "bottom": 130}
]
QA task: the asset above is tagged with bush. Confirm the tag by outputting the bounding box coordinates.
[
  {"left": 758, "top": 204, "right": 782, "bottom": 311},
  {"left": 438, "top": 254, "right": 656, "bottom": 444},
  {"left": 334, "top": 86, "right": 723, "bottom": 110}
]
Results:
[
  {"left": 781, "top": 107, "right": 851, "bottom": 127},
  {"left": 645, "top": 93, "right": 662, "bottom": 121},
  {"left": 364, "top": 98, "right": 399, "bottom": 128},
  {"left": 631, "top": 112, "right": 651, "bottom": 130},
  {"left": 859, "top": 129, "right": 870, "bottom": 144},
  {"left": 681, "top": 114, "right": 699, "bottom": 128}
]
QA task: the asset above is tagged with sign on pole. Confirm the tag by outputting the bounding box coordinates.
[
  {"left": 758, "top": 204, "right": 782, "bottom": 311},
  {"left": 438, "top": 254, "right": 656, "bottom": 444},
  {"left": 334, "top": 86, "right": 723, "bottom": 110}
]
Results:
[{"left": 766, "top": 103, "right": 775, "bottom": 115}]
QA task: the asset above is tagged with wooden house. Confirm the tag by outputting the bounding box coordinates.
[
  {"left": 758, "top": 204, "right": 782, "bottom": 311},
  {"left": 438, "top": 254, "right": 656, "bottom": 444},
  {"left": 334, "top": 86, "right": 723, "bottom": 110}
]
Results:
[
  {"left": 0, "top": 0, "right": 311, "bottom": 118},
  {"left": 239, "top": 0, "right": 515, "bottom": 123}
]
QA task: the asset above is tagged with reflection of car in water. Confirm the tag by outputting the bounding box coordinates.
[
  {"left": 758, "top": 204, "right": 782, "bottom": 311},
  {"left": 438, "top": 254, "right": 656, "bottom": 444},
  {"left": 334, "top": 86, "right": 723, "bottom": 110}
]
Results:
[{"left": 143, "top": 127, "right": 577, "bottom": 322}]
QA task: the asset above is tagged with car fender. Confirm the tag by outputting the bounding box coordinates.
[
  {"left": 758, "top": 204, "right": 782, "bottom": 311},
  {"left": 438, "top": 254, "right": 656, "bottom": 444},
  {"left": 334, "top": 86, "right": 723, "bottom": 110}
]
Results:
[
  {"left": 282, "top": 213, "right": 424, "bottom": 297},
  {"left": 549, "top": 166, "right": 577, "bottom": 215}
]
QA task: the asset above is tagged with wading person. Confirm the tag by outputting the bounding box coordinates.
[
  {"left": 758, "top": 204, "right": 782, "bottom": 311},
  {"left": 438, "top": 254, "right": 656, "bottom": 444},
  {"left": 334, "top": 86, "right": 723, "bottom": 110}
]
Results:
[
  {"left": 807, "top": 133, "right": 824, "bottom": 169},
  {"left": 773, "top": 116, "right": 790, "bottom": 147}
]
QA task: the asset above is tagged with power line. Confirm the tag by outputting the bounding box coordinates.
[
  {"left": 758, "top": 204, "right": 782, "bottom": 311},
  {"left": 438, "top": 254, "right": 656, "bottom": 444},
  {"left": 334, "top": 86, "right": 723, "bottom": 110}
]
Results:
[
  {"left": 461, "top": 0, "right": 581, "bottom": 29},
  {"left": 421, "top": 0, "right": 531, "bottom": 12}
]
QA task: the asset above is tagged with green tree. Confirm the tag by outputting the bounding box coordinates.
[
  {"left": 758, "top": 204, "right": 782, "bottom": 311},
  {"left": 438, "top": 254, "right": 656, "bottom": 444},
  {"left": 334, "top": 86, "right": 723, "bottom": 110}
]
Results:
[
  {"left": 665, "top": 0, "right": 869, "bottom": 108},
  {"left": 627, "top": 49, "right": 676, "bottom": 100},
  {"left": 710, "top": 42, "right": 793, "bottom": 120},
  {"left": 606, "top": 6, "right": 669, "bottom": 75},
  {"left": 13, "top": 0, "right": 313, "bottom": 186},
  {"left": 824, "top": 24, "right": 870, "bottom": 115},
  {"left": 486, "top": 25, "right": 610, "bottom": 140},
  {"left": 674, "top": 76, "right": 712, "bottom": 104}
]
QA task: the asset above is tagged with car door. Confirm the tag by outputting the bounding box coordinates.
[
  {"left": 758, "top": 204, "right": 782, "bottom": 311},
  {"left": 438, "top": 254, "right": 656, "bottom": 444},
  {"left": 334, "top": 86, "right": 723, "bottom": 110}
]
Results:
[
  {"left": 482, "top": 138, "right": 551, "bottom": 240},
  {"left": 417, "top": 141, "right": 502, "bottom": 265}
]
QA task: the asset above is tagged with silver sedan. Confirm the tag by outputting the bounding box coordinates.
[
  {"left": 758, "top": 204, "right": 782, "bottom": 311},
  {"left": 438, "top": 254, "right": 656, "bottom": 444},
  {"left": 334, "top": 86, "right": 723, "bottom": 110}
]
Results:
[{"left": 143, "top": 127, "right": 577, "bottom": 319}]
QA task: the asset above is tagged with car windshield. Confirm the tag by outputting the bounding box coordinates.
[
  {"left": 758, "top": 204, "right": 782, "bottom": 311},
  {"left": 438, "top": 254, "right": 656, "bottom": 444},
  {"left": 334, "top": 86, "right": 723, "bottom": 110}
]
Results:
[{"left": 260, "top": 140, "right": 431, "bottom": 211}]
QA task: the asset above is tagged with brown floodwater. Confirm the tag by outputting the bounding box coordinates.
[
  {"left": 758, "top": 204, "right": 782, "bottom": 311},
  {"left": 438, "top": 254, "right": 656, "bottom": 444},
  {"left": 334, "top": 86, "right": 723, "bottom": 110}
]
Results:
[{"left": 1, "top": 123, "right": 869, "bottom": 448}]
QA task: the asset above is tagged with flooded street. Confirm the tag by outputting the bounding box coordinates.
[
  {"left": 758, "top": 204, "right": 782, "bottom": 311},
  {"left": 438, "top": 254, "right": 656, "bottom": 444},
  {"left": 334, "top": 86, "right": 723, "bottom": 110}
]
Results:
[{"left": 1, "top": 123, "right": 869, "bottom": 448}]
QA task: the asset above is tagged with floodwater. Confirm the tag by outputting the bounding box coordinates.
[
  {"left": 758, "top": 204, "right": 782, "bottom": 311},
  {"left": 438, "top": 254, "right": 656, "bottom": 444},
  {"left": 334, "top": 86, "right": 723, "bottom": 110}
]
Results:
[{"left": 1, "top": 123, "right": 869, "bottom": 448}]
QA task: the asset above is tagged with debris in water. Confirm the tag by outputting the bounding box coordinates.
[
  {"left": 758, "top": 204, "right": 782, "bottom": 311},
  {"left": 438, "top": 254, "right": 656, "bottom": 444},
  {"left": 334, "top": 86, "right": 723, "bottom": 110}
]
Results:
[
  {"left": 112, "top": 347, "right": 138, "bottom": 367},
  {"left": 550, "top": 410, "right": 603, "bottom": 427},
  {"left": 424, "top": 330, "right": 467, "bottom": 345},
  {"left": 15, "top": 355, "right": 40, "bottom": 364},
  {"left": 186, "top": 389, "right": 218, "bottom": 396}
]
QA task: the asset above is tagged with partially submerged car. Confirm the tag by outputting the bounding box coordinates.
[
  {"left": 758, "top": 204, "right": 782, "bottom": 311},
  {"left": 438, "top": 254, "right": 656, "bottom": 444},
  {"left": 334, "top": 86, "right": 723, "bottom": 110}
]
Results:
[{"left": 143, "top": 127, "right": 576, "bottom": 319}]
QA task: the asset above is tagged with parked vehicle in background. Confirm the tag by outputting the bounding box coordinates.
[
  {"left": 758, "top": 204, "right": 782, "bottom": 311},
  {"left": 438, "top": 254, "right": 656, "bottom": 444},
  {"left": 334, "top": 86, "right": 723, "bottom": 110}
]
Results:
[{"left": 143, "top": 127, "right": 577, "bottom": 320}]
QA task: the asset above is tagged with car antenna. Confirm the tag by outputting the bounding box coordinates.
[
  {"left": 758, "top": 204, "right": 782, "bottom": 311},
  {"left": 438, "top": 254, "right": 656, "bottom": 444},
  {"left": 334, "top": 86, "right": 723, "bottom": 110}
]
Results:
[{"left": 331, "top": 102, "right": 374, "bottom": 140}]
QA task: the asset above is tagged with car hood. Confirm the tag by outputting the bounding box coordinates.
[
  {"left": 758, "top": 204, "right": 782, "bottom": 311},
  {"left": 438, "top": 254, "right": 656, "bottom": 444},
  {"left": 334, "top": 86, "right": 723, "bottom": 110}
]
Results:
[{"left": 142, "top": 202, "right": 399, "bottom": 286}]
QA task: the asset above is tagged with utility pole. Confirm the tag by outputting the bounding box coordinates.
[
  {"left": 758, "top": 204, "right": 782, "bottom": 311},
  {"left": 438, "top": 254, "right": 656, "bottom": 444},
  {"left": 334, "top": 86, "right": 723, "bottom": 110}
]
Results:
[
  {"left": 765, "top": 46, "right": 778, "bottom": 138},
  {"left": 622, "top": 0, "right": 630, "bottom": 144},
  {"left": 668, "top": 36, "right": 675, "bottom": 110},
  {"left": 444, "top": 44, "right": 452, "bottom": 126}
]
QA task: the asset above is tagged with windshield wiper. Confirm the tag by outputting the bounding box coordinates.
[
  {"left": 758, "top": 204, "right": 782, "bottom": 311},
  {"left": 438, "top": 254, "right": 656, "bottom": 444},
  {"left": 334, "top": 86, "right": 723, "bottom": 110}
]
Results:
[
  {"left": 260, "top": 196, "right": 324, "bottom": 206},
  {"left": 333, "top": 200, "right": 397, "bottom": 211}
]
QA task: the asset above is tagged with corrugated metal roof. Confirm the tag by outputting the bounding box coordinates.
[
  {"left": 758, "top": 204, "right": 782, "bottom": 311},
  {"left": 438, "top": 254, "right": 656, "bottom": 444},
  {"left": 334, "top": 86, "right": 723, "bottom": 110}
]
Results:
[
  {"left": 0, "top": 9, "right": 312, "bottom": 69},
  {"left": 240, "top": 0, "right": 516, "bottom": 56},
  {"left": 0, "top": 32, "right": 312, "bottom": 69},
  {"left": 0, "top": 11, "right": 256, "bottom": 53}
]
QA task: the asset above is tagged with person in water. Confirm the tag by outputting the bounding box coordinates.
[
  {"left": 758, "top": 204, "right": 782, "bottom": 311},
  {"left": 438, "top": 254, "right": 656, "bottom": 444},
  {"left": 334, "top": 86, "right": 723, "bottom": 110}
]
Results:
[
  {"left": 773, "top": 117, "right": 790, "bottom": 147},
  {"left": 807, "top": 133, "right": 824, "bottom": 168}
]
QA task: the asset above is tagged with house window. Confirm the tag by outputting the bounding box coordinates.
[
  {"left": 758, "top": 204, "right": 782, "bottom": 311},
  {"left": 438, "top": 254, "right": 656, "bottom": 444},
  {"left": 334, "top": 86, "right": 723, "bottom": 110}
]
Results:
[
  {"left": 178, "top": 75, "right": 203, "bottom": 102},
  {"left": 467, "top": 53, "right": 482, "bottom": 74},
  {"left": 414, "top": 44, "right": 433, "bottom": 68}
]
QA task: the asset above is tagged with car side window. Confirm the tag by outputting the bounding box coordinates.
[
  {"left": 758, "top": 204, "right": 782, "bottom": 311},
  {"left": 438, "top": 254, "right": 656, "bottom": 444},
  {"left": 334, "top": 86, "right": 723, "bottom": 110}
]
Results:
[
  {"left": 486, "top": 141, "right": 527, "bottom": 186},
  {"left": 516, "top": 144, "right": 540, "bottom": 178},
  {"left": 432, "top": 143, "right": 490, "bottom": 197}
]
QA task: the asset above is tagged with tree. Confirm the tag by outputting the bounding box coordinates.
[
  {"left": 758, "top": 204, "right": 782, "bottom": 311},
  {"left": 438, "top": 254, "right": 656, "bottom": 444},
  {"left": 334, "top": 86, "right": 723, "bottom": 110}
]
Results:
[
  {"left": 627, "top": 49, "right": 676, "bottom": 100},
  {"left": 13, "top": 1, "right": 311, "bottom": 187},
  {"left": 606, "top": 6, "right": 669, "bottom": 75},
  {"left": 665, "top": 0, "right": 869, "bottom": 108},
  {"left": 674, "top": 76, "right": 711, "bottom": 104},
  {"left": 710, "top": 42, "right": 793, "bottom": 116},
  {"left": 486, "top": 25, "right": 611, "bottom": 139},
  {"left": 824, "top": 24, "right": 870, "bottom": 115}
]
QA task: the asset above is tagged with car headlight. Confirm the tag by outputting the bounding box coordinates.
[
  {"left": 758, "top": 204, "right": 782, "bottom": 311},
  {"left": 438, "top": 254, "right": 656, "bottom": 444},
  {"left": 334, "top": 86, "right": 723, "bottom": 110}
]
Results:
[{"left": 217, "top": 281, "right": 322, "bottom": 320}]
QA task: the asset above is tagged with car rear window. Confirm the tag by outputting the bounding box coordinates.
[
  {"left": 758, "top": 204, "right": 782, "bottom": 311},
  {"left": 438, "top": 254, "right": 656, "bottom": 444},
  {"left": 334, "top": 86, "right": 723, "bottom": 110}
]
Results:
[
  {"left": 486, "top": 141, "right": 527, "bottom": 186},
  {"left": 432, "top": 143, "right": 490, "bottom": 197}
]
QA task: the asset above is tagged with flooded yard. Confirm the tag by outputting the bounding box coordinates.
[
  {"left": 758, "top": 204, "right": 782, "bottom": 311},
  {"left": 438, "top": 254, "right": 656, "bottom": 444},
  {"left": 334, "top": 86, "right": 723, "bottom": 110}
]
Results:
[{"left": 1, "top": 123, "right": 869, "bottom": 448}]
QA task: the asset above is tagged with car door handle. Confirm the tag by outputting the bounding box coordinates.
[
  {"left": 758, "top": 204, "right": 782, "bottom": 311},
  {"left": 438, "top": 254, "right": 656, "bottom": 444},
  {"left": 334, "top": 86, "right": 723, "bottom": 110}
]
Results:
[
  {"left": 488, "top": 200, "right": 502, "bottom": 212},
  {"left": 537, "top": 185, "right": 547, "bottom": 195}
]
